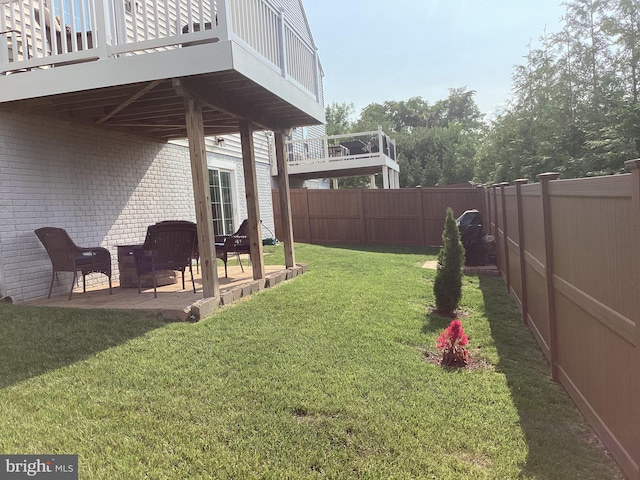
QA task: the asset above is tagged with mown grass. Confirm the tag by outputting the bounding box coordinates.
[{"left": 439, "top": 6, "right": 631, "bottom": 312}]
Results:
[{"left": 0, "top": 243, "right": 624, "bottom": 479}]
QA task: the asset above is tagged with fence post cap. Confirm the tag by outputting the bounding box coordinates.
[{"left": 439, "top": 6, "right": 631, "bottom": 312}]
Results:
[
  {"left": 491, "top": 183, "right": 501, "bottom": 188},
  {"left": 514, "top": 179, "right": 528, "bottom": 185},
  {"left": 536, "top": 172, "right": 560, "bottom": 181},
  {"left": 499, "top": 182, "right": 510, "bottom": 187},
  {"left": 624, "top": 159, "right": 640, "bottom": 171}
]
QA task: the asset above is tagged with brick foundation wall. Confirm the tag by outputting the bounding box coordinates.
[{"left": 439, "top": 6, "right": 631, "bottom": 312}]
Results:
[{"left": 0, "top": 111, "right": 274, "bottom": 302}]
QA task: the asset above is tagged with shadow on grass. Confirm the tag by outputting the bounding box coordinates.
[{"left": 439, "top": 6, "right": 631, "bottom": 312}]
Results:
[
  {"left": 421, "top": 310, "right": 452, "bottom": 335},
  {"left": 311, "top": 243, "right": 441, "bottom": 256},
  {"left": 477, "top": 276, "right": 623, "bottom": 479},
  {"left": 0, "top": 304, "right": 165, "bottom": 389}
]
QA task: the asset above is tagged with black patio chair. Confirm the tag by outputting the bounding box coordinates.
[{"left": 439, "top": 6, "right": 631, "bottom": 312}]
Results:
[
  {"left": 134, "top": 221, "right": 197, "bottom": 298},
  {"left": 35, "top": 227, "right": 112, "bottom": 300},
  {"left": 215, "top": 219, "right": 251, "bottom": 278}
]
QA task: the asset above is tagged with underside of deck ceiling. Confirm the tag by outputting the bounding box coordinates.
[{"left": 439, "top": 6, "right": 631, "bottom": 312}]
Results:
[{"left": 1, "top": 71, "right": 319, "bottom": 141}]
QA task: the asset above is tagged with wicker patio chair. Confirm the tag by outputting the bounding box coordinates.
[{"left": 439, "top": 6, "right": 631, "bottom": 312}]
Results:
[
  {"left": 134, "top": 221, "right": 197, "bottom": 298},
  {"left": 215, "top": 219, "right": 251, "bottom": 278},
  {"left": 35, "top": 227, "right": 112, "bottom": 300}
]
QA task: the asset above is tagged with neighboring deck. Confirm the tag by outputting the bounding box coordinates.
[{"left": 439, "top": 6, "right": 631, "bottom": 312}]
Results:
[
  {"left": 278, "top": 128, "right": 401, "bottom": 188},
  {"left": 0, "top": 0, "right": 324, "bottom": 140}
]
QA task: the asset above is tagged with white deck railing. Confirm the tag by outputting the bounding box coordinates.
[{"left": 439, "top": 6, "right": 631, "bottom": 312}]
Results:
[
  {"left": 286, "top": 127, "right": 398, "bottom": 168},
  {"left": 0, "top": 0, "right": 320, "bottom": 100}
]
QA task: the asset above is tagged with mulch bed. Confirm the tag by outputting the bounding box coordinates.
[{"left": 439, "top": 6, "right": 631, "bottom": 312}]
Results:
[{"left": 423, "top": 349, "right": 494, "bottom": 371}]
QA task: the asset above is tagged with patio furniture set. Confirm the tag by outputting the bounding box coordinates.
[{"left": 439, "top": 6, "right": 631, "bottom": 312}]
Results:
[{"left": 34, "top": 220, "right": 251, "bottom": 300}]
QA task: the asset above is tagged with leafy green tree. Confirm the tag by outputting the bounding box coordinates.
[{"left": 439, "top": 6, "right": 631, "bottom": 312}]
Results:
[
  {"left": 352, "top": 89, "right": 483, "bottom": 187},
  {"left": 325, "top": 102, "right": 355, "bottom": 136},
  {"left": 430, "top": 87, "right": 483, "bottom": 130},
  {"left": 433, "top": 208, "right": 464, "bottom": 315},
  {"left": 355, "top": 97, "right": 430, "bottom": 133},
  {"left": 476, "top": 0, "right": 640, "bottom": 183}
]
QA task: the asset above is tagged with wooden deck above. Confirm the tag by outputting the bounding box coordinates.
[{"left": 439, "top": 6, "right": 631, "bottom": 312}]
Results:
[{"left": 0, "top": 0, "right": 325, "bottom": 139}]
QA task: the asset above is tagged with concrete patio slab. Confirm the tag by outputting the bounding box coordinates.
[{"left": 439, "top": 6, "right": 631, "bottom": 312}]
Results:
[
  {"left": 422, "top": 259, "right": 500, "bottom": 277},
  {"left": 26, "top": 262, "right": 308, "bottom": 321}
]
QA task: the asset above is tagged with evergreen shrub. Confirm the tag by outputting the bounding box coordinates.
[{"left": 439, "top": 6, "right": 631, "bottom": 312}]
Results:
[{"left": 433, "top": 207, "right": 464, "bottom": 315}]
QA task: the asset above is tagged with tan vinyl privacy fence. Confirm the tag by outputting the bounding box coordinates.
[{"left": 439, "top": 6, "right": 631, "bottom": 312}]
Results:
[
  {"left": 272, "top": 187, "right": 484, "bottom": 246},
  {"left": 483, "top": 162, "right": 640, "bottom": 480}
]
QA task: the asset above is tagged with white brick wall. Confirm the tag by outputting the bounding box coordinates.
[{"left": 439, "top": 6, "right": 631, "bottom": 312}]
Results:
[{"left": 0, "top": 110, "right": 274, "bottom": 303}]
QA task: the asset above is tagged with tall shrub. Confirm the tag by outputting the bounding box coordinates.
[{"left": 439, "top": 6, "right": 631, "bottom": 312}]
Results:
[{"left": 433, "top": 207, "right": 464, "bottom": 315}]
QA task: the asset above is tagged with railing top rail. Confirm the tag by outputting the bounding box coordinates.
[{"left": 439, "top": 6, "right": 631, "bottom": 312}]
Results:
[
  {"left": 286, "top": 130, "right": 392, "bottom": 144},
  {"left": 282, "top": 15, "right": 315, "bottom": 52},
  {"left": 256, "top": 0, "right": 281, "bottom": 20},
  {"left": 1, "top": 0, "right": 322, "bottom": 103}
]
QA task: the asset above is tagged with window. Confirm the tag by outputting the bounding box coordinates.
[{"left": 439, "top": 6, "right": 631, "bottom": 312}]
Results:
[
  {"left": 209, "top": 169, "right": 234, "bottom": 236},
  {"left": 53, "top": 0, "right": 92, "bottom": 31}
]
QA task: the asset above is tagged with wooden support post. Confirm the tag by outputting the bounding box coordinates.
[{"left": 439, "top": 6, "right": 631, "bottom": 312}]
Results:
[
  {"left": 359, "top": 188, "right": 367, "bottom": 244},
  {"left": 184, "top": 96, "right": 219, "bottom": 299},
  {"left": 240, "top": 120, "right": 265, "bottom": 281},
  {"left": 624, "top": 159, "right": 640, "bottom": 472},
  {"left": 304, "top": 187, "right": 312, "bottom": 244},
  {"left": 538, "top": 172, "right": 560, "bottom": 381},
  {"left": 492, "top": 184, "right": 500, "bottom": 268},
  {"left": 485, "top": 185, "right": 492, "bottom": 237},
  {"left": 275, "top": 131, "right": 295, "bottom": 268},
  {"left": 515, "top": 179, "right": 529, "bottom": 326},
  {"left": 500, "top": 182, "right": 511, "bottom": 294},
  {"left": 416, "top": 187, "right": 425, "bottom": 247},
  {"left": 478, "top": 184, "right": 486, "bottom": 228}
]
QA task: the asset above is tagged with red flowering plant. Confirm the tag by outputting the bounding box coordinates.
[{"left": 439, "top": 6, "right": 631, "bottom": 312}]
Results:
[{"left": 436, "top": 319, "right": 469, "bottom": 367}]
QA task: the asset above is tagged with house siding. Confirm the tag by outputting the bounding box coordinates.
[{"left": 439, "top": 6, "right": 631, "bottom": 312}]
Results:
[
  {"left": 270, "top": 0, "right": 315, "bottom": 48},
  {"left": 0, "top": 109, "right": 274, "bottom": 303}
]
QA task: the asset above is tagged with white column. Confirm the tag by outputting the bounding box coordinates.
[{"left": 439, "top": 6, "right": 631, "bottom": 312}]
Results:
[
  {"left": 112, "top": 0, "right": 127, "bottom": 46},
  {"left": 0, "top": 29, "right": 8, "bottom": 71},
  {"left": 382, "top": 166, "right": 389, "bottom": 189},
  {"left": 369, "top": 175, "right": 376, "bottom": 189},
  {"left": 331, "top": 178, "right": 339, "bottom": 189},
  {"left": 217, "top": 0, "right": 233, "bottom": 42},
  {"left": 94, "top": 0, "right": 111, "bottom": 59},
  {"left": 277, "top": 7, "right": 287, "bottom": 78}
]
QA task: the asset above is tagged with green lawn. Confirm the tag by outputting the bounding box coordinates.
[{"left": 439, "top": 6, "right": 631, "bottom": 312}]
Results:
[{"left": 0, "top": 243, "right": 624, "bottom": 479}]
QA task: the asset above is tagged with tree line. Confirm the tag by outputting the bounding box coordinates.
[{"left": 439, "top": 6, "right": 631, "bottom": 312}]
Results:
[{"left": 327, "top": 0, "right": 640, "bottom": 187}]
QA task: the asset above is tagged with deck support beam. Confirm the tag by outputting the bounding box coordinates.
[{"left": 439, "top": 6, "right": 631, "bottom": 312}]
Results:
[
  {"left": 183, "top": 94, "right": 219, "bottom": 300},
  {"left": 275, "top": 131, "right": 295, "bottom": 268},
  {"left": 240, "top": 120, "right": 265, "bottom": 281},
  {"left": 382, "top": 166, "right": 389, "bottom": 189}
]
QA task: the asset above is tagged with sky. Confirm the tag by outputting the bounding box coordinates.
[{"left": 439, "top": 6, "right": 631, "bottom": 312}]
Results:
[{"left": 303, "top": 0, "right": 568, "bottom": 119}]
